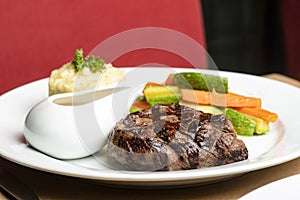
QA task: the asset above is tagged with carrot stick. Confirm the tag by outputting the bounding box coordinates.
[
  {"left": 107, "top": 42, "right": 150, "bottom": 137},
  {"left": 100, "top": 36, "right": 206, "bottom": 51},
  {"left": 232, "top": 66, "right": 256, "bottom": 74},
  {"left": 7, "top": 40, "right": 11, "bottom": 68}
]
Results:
[
  {"left": 225, "top": 92, "right": 262, "bottom": 107},
  {"left": 181, "top": 89, "right": 262, "bottom": 108},
  {"left": 144, "top": 82, "right": 162, "bottom": 87},
  {"left": 233, "top": 107, "right": 278, "bottom": 122},
  {"left": 132, "top": 101, "right": 150, "bottom": 110},
  {"left": 165, "top": 73, "right": 175, "bottom": 85}
]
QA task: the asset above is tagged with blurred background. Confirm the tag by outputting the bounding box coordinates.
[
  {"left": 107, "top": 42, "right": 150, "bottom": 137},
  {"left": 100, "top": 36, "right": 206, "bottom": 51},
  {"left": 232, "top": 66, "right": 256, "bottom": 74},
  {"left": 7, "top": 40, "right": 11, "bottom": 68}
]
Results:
[
  {"left": 202, "top": 0, "right": 285, "bottom": 75},
  {"left": 0, "top": 0, "right": 299, "bottom": 94},
  {"left": 202, "top": 0, "right": 299, "bottom": 80},
  {"left": 201, "top": 0, "right": 300, "bottom": 80}
]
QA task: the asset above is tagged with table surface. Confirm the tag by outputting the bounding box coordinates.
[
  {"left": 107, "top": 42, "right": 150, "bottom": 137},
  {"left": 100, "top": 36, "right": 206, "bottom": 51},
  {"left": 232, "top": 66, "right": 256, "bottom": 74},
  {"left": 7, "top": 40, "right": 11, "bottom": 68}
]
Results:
[{"left": 0, "top": 73, "right": 299, "bottom": 200}]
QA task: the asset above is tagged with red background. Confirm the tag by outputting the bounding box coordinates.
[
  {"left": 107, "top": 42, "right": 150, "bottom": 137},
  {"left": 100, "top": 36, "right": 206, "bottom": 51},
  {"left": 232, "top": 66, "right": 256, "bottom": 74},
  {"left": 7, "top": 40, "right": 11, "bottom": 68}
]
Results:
[{"left": 0, "top": 0, "right": 206, "bottom": 94}]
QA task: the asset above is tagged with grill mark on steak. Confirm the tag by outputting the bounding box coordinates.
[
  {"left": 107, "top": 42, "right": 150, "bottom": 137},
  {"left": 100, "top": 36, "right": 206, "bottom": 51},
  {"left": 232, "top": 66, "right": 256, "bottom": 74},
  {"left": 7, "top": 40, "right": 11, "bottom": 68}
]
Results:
[{"left": 107, "top": 104, "right": 248, "bottom": 171}]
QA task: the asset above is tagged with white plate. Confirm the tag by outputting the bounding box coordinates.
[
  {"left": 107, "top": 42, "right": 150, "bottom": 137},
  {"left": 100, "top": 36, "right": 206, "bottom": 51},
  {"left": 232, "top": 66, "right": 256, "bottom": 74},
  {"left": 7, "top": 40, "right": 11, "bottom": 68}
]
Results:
[
  {"left": 240, "top": 174, "right": 300, "bottom": 199},
  {"left": 0, "top": 67, "right": 300, "bottom": 187}
]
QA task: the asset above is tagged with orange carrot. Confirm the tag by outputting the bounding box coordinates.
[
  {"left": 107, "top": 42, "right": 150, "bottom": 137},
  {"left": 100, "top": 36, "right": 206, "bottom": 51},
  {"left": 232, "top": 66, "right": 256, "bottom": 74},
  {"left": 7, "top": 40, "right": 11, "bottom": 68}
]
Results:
[
  {"left": 225, "top": 92, "right": 262, "bottom": 107},
  {"left": 233, "top": 107, "right": 278, "bottom": 122},
  {"left": 132, "top": 101, "right": 150, "bottom": 110},
  {"left": 181, "top": 89, "right": 262, "bottom": 108},
  {"left": 165, "top": 73, "right": 175, "bottom": 85},
  {"left": 144, "top": 82, "right": 162, "bottom": 87}
]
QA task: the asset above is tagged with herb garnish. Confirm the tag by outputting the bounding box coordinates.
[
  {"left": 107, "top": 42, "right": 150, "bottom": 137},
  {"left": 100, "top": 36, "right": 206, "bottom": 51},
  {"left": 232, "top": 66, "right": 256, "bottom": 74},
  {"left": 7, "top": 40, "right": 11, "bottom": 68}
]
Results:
[{"left": 72, "top": 49, "right": 105, "bottom": 72}]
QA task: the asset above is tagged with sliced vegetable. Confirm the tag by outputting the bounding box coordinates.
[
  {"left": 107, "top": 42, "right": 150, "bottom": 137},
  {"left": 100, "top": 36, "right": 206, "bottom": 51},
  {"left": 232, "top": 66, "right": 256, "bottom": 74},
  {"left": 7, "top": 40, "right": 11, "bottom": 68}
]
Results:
[
  {"left": 248, "top": 115, "right": 270, "bottom": 134},
  {"left": 142, "top": 82, "right": 163, "bottom": 94},
  {"left": 181, "top": 89, "right": 261, "bottom": 108},
  {"left": 165, "top": 73, "right": 175, "bottom": 85},
  {"left": 143, "top": 85, "right": 181, "bottom": 106},
  {"left": 132, "top": 101, "right": 150, "bottom": 109},
  {"left": 129, "top": 101, "right": 150, "bottom": 113},
  {"left": 173, "top": 72, "right": 228, "bottom": 93},
  {"left": 233, "top": 107, "right": 278, "bottom": 122},
  {"left": 225, "top": 108, "right": 256, "bottom": 136},
  {"left": 179, "top": 101, "right": 224, "bottom": 114},
  {"left": 133, "top": 95, "right": 147, "bottom": 102},
  {"left": 129, "top": 96, "right": 150, "bottom": 113}
]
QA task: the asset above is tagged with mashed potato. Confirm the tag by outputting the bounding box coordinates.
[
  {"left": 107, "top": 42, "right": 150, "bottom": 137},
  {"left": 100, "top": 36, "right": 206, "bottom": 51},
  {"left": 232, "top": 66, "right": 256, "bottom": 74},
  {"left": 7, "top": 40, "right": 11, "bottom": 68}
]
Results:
[{"left": 48, "top": 62, "right": 124, "bottom": 96}]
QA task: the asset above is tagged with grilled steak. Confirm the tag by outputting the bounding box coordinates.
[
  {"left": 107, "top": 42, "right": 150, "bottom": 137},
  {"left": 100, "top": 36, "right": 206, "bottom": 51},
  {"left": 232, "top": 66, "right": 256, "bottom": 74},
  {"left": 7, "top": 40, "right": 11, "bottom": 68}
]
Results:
[{"left": 107, "top": 104, "right": 248, "bottom": 171}]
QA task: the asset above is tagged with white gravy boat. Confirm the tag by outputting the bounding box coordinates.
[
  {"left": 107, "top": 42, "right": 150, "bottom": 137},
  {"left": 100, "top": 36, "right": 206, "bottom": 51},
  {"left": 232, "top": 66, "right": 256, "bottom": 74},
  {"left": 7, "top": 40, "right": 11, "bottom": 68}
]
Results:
[{"left": 24, "top": 85, "right": 130, "bottom": 160}]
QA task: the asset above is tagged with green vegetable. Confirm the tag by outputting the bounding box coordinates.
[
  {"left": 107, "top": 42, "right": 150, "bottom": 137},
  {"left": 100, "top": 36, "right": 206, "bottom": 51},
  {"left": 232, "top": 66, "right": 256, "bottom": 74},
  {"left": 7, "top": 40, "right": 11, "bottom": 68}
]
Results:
[
  {"left": 83, "top": 55, "right": 105, "bottom": 73},
  {"left": 179, "top": 101, "right": 224, "bottom": 114},
  {"left": 72, "top": 49, "right": 105, "bottom": 72},
  {"left": 248, "top": 115, "right": 270, "bottom": 134},
  {"left": 144, "top": 85, "right": 181, "bottom": 106},
  {"left": 173, "top": 72, "right": 228, "bottom": 93},
  {"left": 133, "top": 95, "right": 146, "bottom": 103},
  {"left": 225, "top": 108, "right": 256, "bottom": 136},
  {"left": 72, "top": 49, "right": 84, "bottom": 71},
  {"left": 129, "top": 96, "right": 148, "bottom": 113},
  {"left": 129, "top": 106, "right": 144, "bottom": 113}
]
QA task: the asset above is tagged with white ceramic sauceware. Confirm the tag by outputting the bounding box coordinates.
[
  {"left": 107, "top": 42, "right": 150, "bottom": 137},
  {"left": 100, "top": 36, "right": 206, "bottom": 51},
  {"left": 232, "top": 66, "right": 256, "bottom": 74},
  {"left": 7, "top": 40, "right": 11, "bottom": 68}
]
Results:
[{"left": 24, "top": 84, "right": 129, "bottom": 159}]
